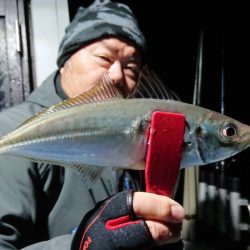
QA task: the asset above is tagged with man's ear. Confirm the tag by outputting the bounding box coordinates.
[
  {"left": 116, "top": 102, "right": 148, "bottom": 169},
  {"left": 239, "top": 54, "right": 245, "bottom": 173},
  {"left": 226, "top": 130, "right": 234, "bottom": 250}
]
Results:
[
  {"left": 60, "top": 59, "right": 72, "bottom": 75},
  {"left": 59, "top": 67, "right": 65, "bottom": 75}
]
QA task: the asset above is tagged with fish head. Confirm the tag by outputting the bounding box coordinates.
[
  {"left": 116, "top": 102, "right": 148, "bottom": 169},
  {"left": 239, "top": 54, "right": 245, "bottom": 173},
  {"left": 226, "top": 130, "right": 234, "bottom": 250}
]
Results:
[{"left": 181, "top": 110, "right": 250, "bottom": 168}]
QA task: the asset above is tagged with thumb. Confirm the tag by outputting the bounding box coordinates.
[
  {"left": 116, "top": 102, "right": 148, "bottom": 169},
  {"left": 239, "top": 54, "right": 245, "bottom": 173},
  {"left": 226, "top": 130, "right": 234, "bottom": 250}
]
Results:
[{"left": 133, "top": 192, "right": 185, "bottom": 223}]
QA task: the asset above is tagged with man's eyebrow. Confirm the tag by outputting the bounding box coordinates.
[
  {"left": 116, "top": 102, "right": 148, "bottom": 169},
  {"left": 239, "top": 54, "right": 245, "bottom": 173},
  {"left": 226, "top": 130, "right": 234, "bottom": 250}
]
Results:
[
  {"left": 100, "top": 41, "right": 118, "bottom": 53},
  {"left": 128, "top": 56, "right": 141, "bottom": 63},
  {"left": 101, "top": 41, "right": 141, "bottom": 64}
]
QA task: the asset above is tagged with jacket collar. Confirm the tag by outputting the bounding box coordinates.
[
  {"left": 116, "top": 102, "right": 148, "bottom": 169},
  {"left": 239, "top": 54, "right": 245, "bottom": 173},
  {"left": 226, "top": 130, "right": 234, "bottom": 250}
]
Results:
[{"left": 27, "top": 70, "right": 63, "bottom": 108}]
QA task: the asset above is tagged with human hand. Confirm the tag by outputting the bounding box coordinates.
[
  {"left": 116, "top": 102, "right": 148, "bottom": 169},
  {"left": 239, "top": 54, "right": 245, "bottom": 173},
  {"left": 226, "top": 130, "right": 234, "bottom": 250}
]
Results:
[
  {"left": 71, "top": 190, "right": 184, "bottom": 250},
  {"left": 133, "top": 191, "right": 184, "bottom": 246}
]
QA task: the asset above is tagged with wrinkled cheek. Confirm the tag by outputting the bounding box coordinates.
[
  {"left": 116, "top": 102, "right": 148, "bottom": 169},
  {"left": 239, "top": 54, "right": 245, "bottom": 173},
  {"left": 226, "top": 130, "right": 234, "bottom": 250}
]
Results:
[{"left": 75, "top": 71, "right": 105, "bottom": 90}]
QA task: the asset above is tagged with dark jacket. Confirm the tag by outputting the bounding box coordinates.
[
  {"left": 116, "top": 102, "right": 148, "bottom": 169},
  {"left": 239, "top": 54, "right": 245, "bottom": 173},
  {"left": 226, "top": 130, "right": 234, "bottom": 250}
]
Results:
[{"left": 0, "top": 72, "right": 116, "bottom": 250}]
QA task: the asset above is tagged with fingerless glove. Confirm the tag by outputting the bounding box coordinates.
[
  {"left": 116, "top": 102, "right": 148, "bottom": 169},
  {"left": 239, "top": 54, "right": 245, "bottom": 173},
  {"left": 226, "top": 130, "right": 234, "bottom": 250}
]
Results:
[{"left": 71, "top": 190, "right": 154, "bottom": 250}]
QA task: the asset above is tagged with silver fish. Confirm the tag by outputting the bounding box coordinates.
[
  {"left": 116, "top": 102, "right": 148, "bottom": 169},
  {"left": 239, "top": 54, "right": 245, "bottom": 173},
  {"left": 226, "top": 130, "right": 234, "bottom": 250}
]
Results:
[{"left": 0, "top": 73, "right": 250, "bottom": 187}]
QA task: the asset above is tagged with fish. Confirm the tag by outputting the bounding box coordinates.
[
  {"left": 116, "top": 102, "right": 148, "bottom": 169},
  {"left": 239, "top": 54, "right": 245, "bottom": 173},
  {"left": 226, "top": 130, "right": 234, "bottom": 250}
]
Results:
[{"left": 0, "top": 67, "right": 250, "bottom": 187}]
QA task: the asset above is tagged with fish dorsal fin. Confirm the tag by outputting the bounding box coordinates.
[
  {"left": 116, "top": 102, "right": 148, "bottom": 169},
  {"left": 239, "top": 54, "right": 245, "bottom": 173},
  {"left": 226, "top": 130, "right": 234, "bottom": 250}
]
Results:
[
  {"left": 128, "top": 65, "right": 180, "bottom": 100},
  {"left": 62, "top": 73, "right": 124, "bottom": 106},
  {"left": 19, "top": 73, "right": 124, "bottom": 127}
]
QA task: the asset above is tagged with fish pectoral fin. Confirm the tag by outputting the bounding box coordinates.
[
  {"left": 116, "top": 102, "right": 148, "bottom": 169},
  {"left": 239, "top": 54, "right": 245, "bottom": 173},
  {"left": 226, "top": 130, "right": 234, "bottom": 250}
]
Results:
[{"left": 71, "top": 164, "right": 104, "bottom": 189}]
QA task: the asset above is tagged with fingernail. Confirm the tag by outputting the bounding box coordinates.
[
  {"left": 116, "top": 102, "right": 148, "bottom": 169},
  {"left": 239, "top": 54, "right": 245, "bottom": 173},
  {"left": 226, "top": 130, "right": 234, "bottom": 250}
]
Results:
[{"left": 171, "top": 205, "right": 185, "bottom": 220}]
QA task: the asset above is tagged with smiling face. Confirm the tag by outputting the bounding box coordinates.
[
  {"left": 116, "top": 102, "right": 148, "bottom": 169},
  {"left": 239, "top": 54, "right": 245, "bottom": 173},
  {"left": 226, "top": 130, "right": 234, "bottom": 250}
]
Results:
[{"left": 60, "top": 37, "right": 142, "bottom": 98}]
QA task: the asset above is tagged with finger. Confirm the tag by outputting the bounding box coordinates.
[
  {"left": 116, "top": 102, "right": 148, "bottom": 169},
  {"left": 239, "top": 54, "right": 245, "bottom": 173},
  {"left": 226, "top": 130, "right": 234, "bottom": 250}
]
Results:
[
  {"left": 133, "top": 192, "right": 185, "bottom": 223},
  {"left": 169, "top": 204, "right": 185, "bottom": 223},
  {"left": 145, "top": 220, "right": 182, "bottom": 245}
]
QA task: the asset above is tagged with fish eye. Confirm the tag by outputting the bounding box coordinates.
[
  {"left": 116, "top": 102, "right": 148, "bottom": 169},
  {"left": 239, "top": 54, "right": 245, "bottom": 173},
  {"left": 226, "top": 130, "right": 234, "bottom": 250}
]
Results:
[{"left": 221, "top": 123, "right": 238, "bottom": 141}]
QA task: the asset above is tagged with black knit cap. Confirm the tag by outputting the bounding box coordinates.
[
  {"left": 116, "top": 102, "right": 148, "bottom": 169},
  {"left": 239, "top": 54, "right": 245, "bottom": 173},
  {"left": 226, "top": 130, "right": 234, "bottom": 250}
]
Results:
[{"left": 57, "top": 0, "right": 147, "bottom": 68}]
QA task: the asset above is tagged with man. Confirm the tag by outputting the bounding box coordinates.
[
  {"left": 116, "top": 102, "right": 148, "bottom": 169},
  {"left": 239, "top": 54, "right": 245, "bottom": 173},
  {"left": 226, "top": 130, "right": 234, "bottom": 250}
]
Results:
[{"left": 0, "top": 0, "right": 184, "bottom": 249}]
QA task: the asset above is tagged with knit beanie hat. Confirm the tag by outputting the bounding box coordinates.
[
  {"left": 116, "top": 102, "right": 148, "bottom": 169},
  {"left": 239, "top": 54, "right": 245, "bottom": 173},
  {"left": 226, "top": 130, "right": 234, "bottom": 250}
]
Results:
[{"left": 57, "top": 0, "right": 146, "bottom": 68}]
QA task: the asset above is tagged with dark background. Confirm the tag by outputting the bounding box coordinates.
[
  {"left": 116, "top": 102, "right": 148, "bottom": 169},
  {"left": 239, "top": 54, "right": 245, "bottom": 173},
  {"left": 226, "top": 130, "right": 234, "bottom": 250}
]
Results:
[{"left": 68, "top": 1, "right": 250, "bottom": 198}]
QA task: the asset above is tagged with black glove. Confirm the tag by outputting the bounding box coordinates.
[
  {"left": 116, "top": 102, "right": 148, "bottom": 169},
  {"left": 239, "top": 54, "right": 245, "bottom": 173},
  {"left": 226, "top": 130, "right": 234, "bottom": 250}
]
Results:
[{"left": 71, "top": 190, "right": 154, "bottom": 250}]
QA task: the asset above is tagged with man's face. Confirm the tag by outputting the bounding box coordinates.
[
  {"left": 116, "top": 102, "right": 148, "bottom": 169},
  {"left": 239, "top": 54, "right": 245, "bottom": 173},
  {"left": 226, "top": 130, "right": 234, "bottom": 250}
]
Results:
[{"left": 60, "top": 37, "right": 142, "bottom": 98}]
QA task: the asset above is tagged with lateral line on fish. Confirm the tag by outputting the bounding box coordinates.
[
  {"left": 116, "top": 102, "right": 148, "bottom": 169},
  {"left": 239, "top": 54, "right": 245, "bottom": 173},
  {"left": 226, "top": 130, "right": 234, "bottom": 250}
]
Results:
[{"left": 0, "top": 129, "right": 119, "bottom": 151}]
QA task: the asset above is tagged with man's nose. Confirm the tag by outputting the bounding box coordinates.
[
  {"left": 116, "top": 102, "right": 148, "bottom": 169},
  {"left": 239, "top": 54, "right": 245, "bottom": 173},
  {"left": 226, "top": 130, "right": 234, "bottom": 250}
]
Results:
[{"left": 108, "top": 62, "right": 125, "bottom": 88}]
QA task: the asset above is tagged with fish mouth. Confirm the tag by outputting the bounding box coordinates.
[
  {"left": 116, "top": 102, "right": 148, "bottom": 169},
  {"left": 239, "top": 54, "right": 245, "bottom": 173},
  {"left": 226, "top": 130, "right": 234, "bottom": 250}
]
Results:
[{"left": 239, "top": 126, "right": 250, "bottom": 150}]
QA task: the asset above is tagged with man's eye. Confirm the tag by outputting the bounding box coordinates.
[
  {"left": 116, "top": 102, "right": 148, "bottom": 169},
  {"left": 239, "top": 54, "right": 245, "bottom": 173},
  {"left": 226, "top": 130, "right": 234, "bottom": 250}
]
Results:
[
  {"left": 127, "top": 63, "right": 139, "bottom": 71},
  {"left": 97, "top": 55, "right": 112, "bottom": 63},
  {"left": 126, "top": 65, "right": 140, "bottom": 76}
]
